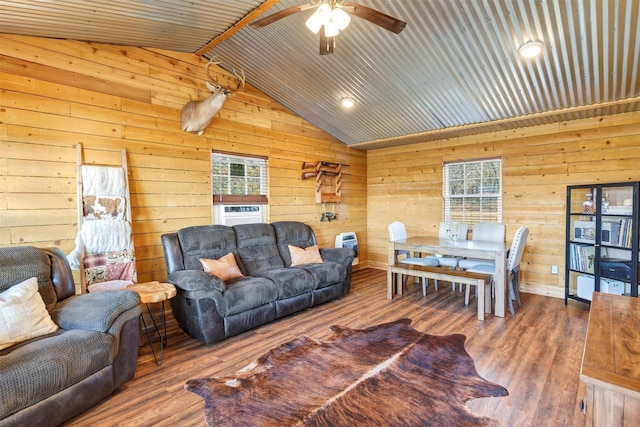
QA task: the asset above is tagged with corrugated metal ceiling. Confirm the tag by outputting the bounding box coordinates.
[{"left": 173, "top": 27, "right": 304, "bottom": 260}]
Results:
[
  {"left": 0, "top": 0, "right": 264, "bottom": 52},
  {"left": 1, "top": 0, "right": 639, "bottom": 150}
]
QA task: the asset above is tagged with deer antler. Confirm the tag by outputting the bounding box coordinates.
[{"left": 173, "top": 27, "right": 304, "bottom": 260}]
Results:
[
  {"left": 205, "top": 56, "right": 222, "bottom": 86},
  {"left": 205, "top": 56, "right": 245, "bottom": 93},
  {"left": 232, "top": 68, "right": 246, "bottom": 92}
]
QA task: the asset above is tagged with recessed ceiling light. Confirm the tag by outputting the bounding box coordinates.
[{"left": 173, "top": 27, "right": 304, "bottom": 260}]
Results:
[
  {"left": 519, "top": 40, "right": 544, "bottom": 59},
  {"left": 341, "top": 97, "right": 355, "bottom": 108}
]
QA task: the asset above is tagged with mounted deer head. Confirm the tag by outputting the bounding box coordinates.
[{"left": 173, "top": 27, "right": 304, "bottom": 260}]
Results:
[{"left": 180, "top": 57, "right": 245, "bottom": 136}]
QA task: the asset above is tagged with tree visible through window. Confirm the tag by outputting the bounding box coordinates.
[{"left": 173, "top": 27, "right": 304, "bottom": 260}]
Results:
[
  {"left": 212, "top": 152, "right": 268, "bottom": 203},
  {"left": 443, "top": 158, "right": 502, "bottom": 224}
]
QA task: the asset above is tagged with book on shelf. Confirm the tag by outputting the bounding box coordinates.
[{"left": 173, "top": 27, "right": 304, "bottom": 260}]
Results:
[
  {"left": 616, "top": 218, "right": 633, "bottom": 248},
  {"left": 570, "top": 244, "right": 595, "bottom": 274}
]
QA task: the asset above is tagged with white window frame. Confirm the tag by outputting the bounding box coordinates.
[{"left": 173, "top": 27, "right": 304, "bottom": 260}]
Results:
[{"left": 443, "top": 158, "right": 502, "bottom": 224}]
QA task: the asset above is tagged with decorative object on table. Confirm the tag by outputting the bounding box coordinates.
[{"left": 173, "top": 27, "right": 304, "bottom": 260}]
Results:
[
  {"left": 458, "top": 222, "right": 506, "bottom": 270},
  {"left": 185, "top": 319, "right": 507, "bottom": 426},
  {"left": 446, "top": 219, "right": 460, "bottom": 243},
  {"left": 423, "top": 221, "right": 469, "bottom": 291},
  {"left": 67, "top": 144, "right": 136, "bottom": 293}
]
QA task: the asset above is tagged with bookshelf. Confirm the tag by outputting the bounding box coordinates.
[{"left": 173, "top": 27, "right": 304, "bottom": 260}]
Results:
[{"left": 565, "top": 182, "right": 639, "bottom": 304}]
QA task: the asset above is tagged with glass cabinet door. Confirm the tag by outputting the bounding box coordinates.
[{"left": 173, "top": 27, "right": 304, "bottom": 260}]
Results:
[
  {"left": 598, "top": 184, "right": 635, "bottom": 295},
  {"left": 567, "top": 186, "right": 598, "bottom": 301}
]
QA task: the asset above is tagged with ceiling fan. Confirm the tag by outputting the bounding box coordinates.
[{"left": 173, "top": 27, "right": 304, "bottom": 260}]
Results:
[{"left": 250, "top": 0, "right": 407, "bottom": 55}]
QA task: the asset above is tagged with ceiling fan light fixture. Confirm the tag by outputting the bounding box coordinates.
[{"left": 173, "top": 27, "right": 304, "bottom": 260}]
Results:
[
  {"left": 519, "top": 40, "right": 544, "bottom": 59},
  {"left": 331, "top": 8, "right": 351, "bottom": 31},
  {"left": 305, "top": 16, "right": 322, "bottom": 34},
  {"left": 305, "top": 3, "right": 332, "bottom": 34},
  {"left": 324, "top": 20, "right": 340, "bottom": 37}
]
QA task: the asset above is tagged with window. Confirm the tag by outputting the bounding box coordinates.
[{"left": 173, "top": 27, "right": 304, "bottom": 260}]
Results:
[
  {"left": 443, "top": 158, "right": 502, "bottom": 224},
  {"left": 212, "top": 152, "right": 268, "bottom": 204}
]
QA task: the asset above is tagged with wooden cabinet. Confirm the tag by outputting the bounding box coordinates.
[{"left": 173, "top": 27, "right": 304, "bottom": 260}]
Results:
[
  {"left": 580, "top": 292, "right": 640, "bottom": 426},
  {"left": 565, "top": 182, "right": 640, "bottom": 304}
]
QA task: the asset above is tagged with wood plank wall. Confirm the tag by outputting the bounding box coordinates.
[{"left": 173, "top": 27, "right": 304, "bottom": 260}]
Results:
[
  {"left": 0, "top": 34, "right": 367, "bottom": 288},
  {"left": 2, "top": 34, "right": 639, "bottom": 298},
  {"left": 367, "top": 111, "right": 640, "bottom": 298}
]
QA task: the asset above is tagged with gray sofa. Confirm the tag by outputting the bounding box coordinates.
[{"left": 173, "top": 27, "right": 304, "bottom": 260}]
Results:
[
  {"left": 0, "top": 246, "right": 141, "bottom": 427},
  {"left": 161, "top": 221, "right": 355, "bottom": 345}
]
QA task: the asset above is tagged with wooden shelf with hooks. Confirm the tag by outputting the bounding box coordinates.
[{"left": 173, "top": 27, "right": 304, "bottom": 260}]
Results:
[{"left": 301, "top": 161, "right": 345, "bottom": 203}]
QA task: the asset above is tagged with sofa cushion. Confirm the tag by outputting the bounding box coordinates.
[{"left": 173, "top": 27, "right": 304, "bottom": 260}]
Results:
[
  {"left": 0, "top": 246, "right": 58, "bottom": 308},
  {"left": 0, "top": 329, "right": 113, "bottom": 420},
  {"left": 258, "top": 267, "right": 315, "bottom": 299},
  {"left": 177, "top": 225, "right": 240, "bottom": 271},
  {"left": 0, "top": 277, "right": 59, "bottom": 351},
  {"left": 222, "top": 277, "right": 278, "bottom": 316},
  {"left": 288, "top": 245, "right": 323, "bottom": 266},
  {"left": 294, "top": 263, "right": 347, "bottom": 290},
  {"left": 168, "top": 270, "right": 226, "bottom": 294},
  {"left": 272, "top": 221, "right": 316, "bottom": 267},
  {"left": 200, "top": 253, "right": 244, "bottom": 281},
  {"left": 234, "top": 224, "right": 285, "bottom": 275},
  {"left": 50, "top": 290, "right": 140, "bottom": 333}
]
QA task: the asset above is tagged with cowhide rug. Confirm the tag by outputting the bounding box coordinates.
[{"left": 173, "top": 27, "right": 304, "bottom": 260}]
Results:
[{"left": 185, "top": 318, "right": 508, "bottom": 426}]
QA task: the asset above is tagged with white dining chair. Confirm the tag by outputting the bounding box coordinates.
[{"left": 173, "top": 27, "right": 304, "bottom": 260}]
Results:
[
  {"left": 388, "top": 221, "right": 439, "bottom": 294},
  {"left": 466, "top": 226, "right": 529, "bottom": 315},
  {"left": 457, "top": 222, "right": 506, "bottom": 270},
  {"left": 423, "top": 221, "right": 468, "bottom": 291}
]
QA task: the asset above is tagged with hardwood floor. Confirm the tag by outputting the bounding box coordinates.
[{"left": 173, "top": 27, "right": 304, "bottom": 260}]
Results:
[{"left": 64, "top": 268, "right": 591, "bottom": 426}]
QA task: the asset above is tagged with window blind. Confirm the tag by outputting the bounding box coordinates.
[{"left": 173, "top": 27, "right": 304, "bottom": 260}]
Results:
[
  {"left": 443, "top": 158, "right": 502, "bottom": 224},
  {"left": 212, "top": 152, "right": 268, "bottom": 204}
]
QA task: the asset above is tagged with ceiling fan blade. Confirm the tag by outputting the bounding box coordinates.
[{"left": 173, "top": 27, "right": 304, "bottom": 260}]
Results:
[
  {"left": 343, "top": 2, "right": 407, "bottom": 34},
  {"left": 319, "top": 29, "right": 335, "bottom": 55},
  {"left": 250, "top": 3, "right": 317, "bottom": 29}
]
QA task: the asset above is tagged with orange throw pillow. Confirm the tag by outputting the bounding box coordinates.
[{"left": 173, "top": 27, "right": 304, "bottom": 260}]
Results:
[
  {"left": 199, "top": 253, "right": 243, "bottom": 281},
  {"left": 288, "top": 245, "right": 323, "bottom": 266}
]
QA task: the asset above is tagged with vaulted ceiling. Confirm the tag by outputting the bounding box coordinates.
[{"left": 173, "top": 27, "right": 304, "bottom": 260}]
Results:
[{"left": 2, "top": 0, "right": 639, "bottom": 150}]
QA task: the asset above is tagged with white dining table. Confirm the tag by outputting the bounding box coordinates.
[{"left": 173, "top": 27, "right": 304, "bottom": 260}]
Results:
[{"left": 388, "top": 236, "right": 508, "bottom": 318}]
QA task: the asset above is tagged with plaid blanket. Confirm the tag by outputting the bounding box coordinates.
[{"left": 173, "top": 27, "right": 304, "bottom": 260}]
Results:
[{"left": 84, "top": 250, "right": 135, "bottom": 285}]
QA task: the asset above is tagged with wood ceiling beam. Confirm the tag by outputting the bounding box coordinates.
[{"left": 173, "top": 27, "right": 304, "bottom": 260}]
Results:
[{"left": 195, "top": 0, "right": 282, "bottom": 56}]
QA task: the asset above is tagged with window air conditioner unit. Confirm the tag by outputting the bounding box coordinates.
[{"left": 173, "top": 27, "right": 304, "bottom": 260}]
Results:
[{"left": 213, "top": 204, "right": 266, "bottom": 226}]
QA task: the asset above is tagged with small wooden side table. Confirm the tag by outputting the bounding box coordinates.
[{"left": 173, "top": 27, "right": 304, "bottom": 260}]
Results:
[
  {"left": 126, "top": 281, "right": 176, "bottom": 366},
  {"left": 580, "top": 292, "right": 640, "bottom": 426}
]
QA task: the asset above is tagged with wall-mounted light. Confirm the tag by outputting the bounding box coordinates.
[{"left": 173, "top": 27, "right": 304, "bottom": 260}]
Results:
[
  {"left": 518, "top": 40, "right": 544, "bottom": 59},
  {"left": 341, "top": 97, "right": 355, "bottom": 108}
]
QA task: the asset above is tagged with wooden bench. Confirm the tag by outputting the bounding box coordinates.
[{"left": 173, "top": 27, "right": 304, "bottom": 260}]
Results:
[{"left": 387, "top": 263, "right": 493, "bottom": 321}]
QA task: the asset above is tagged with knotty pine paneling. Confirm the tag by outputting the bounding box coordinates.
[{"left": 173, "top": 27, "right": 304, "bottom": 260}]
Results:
[
  {"left": 367, "top": 110, "right": 640, "bottom": 299},
  {"left": 0, "top": 34, "right": 367, "bottom": 287}
]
